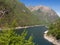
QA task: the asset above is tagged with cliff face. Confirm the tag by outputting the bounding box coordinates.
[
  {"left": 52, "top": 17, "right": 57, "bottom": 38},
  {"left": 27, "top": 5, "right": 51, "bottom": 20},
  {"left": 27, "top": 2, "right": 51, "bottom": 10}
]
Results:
[{"left": 28, "top": 6, "right": 59, "bottom": 25}]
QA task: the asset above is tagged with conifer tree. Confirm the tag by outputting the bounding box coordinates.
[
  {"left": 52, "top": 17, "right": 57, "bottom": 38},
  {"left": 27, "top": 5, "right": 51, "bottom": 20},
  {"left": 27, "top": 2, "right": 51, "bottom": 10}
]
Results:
[{"left": 0, "top": 29, "right": 35, "bottom": 45}]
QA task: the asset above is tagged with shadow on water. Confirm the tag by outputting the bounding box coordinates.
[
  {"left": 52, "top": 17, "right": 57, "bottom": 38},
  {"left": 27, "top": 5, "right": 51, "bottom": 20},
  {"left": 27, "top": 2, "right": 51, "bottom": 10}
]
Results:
[{"left": 15, "top": 26, "right": 54, "bottom": 45}]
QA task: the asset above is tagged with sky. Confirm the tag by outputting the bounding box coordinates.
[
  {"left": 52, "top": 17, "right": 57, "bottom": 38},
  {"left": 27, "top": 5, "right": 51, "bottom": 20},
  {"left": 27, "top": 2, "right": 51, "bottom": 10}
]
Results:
[{"left": 20, "top": 0, "right": 60, "bottom": 16}]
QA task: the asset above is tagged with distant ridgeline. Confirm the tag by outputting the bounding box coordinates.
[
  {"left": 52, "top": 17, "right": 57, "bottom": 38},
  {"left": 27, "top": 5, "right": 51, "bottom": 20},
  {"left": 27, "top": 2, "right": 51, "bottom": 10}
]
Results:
[
  {"left": 28, "top": 6, "right": 59, "bottom": 25},
  {"left": 0, "top": 0, "right": 41, "bottom": 28}
]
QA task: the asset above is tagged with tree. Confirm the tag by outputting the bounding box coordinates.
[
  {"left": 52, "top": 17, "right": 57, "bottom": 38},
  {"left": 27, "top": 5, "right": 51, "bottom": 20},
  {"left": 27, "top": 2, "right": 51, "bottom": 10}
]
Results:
[
  {"left": 0, "top": 29, "right": 35, "bottom": 45},
  {"left": 47, "top": 18, "right": 60, "bottom": 39}
]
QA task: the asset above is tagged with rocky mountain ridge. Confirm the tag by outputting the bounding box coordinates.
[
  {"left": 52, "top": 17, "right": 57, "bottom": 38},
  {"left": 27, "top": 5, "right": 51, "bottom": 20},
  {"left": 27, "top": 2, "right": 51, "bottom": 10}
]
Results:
[{"left": 28, "top": 5, "right": 59, "bottom": 25}]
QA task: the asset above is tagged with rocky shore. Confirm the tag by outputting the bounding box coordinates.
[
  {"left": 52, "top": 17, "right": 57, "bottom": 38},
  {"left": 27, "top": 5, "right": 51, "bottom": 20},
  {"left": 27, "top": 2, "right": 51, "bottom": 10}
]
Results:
[{"left": 44, "top": 30, "right": 60, "bottom": 45}]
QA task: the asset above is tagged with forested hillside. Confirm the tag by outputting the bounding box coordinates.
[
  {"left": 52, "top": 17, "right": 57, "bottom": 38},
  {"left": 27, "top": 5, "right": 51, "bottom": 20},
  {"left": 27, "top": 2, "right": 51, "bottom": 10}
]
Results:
[
  {"left": 0, "top": 0, "right": 40, "bottom": 28},
  {"left": 47, "top": 18, "right": 60, "bottom": 40}
]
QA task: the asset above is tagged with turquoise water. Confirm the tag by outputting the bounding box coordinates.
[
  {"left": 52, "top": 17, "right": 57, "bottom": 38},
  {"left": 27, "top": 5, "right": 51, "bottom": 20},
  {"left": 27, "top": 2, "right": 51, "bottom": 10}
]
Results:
[{"left": 15, "top": 26, "right": 53, "bottom": 45}]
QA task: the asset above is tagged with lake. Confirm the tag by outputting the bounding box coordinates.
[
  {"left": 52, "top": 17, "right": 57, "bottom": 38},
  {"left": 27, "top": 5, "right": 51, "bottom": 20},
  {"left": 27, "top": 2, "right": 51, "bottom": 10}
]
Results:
[{"left": 15, "top": 26, "right": 53, "bottom": 45}]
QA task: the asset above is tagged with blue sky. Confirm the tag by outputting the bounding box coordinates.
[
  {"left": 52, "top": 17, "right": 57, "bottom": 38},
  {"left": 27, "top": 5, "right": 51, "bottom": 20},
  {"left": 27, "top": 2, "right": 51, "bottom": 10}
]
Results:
[{"left": 20, "top": 0, "right": 60, "bottom": 16}]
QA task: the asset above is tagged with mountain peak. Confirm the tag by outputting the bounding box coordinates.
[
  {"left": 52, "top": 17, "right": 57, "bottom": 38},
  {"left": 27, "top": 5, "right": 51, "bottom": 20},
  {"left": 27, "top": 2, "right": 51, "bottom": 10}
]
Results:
[
  {"left": 28, "top": 5, "right": 59, "bottom": 25},
  {"left": 28, "top": 5, "right": 51, "bottom": 12}
]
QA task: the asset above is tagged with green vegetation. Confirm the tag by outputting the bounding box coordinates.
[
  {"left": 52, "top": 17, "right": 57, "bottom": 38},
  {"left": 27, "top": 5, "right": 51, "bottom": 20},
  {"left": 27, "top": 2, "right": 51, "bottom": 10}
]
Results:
[
  {"left": 47, "top": 18, "right": 60, "bottom": 40},
  {"left": 28, "top": 6, "right": 59, "bottom": 26},
  {"left": 32, "top": 10, "right": 59, "bottom": 26},
  {"left": 0, "top": 29, "right": 35, "bottom": 45},
  {"left": 0, "top": 0, "right": 41, "bottom": 28},
  {"left": 0, "top": 0, "right": 39, "bottom": 45}
]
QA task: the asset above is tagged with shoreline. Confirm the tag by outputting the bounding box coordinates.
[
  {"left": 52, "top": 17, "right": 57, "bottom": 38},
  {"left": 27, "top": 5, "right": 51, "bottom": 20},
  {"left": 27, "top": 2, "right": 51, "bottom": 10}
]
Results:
[
  {"left": 0, "top": 25, "right": 45, "bottom": 30},
  {"left": 44, "top": 30, "right": 60, "bottom": 45},
  {"left": 15, "top": 25, "right": 45, "bottom": 29}
]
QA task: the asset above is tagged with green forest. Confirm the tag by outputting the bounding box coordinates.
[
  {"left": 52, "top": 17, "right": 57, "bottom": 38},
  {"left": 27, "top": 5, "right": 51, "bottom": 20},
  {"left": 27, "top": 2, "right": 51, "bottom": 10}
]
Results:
[
  {"left": 47, "top": 18, "right": 60, "bottom": 40},
  {"left": 0, "top": 0, "right": 41, "bottom": 28}
]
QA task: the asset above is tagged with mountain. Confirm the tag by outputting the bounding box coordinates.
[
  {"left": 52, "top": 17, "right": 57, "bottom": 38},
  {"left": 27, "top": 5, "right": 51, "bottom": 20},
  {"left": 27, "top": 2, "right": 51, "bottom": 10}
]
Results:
[
  {"left": 28, "top": 5, "right": 59, "bottom": 25},
  {"left": 0, "top": 0, "right": 41, "bottom": 28}
]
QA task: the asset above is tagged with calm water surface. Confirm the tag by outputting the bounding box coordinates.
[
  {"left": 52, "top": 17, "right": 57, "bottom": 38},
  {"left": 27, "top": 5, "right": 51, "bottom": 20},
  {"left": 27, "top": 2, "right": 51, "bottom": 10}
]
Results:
[{"left": 15, "top": 26, "right": 53, "bottom": 45}]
